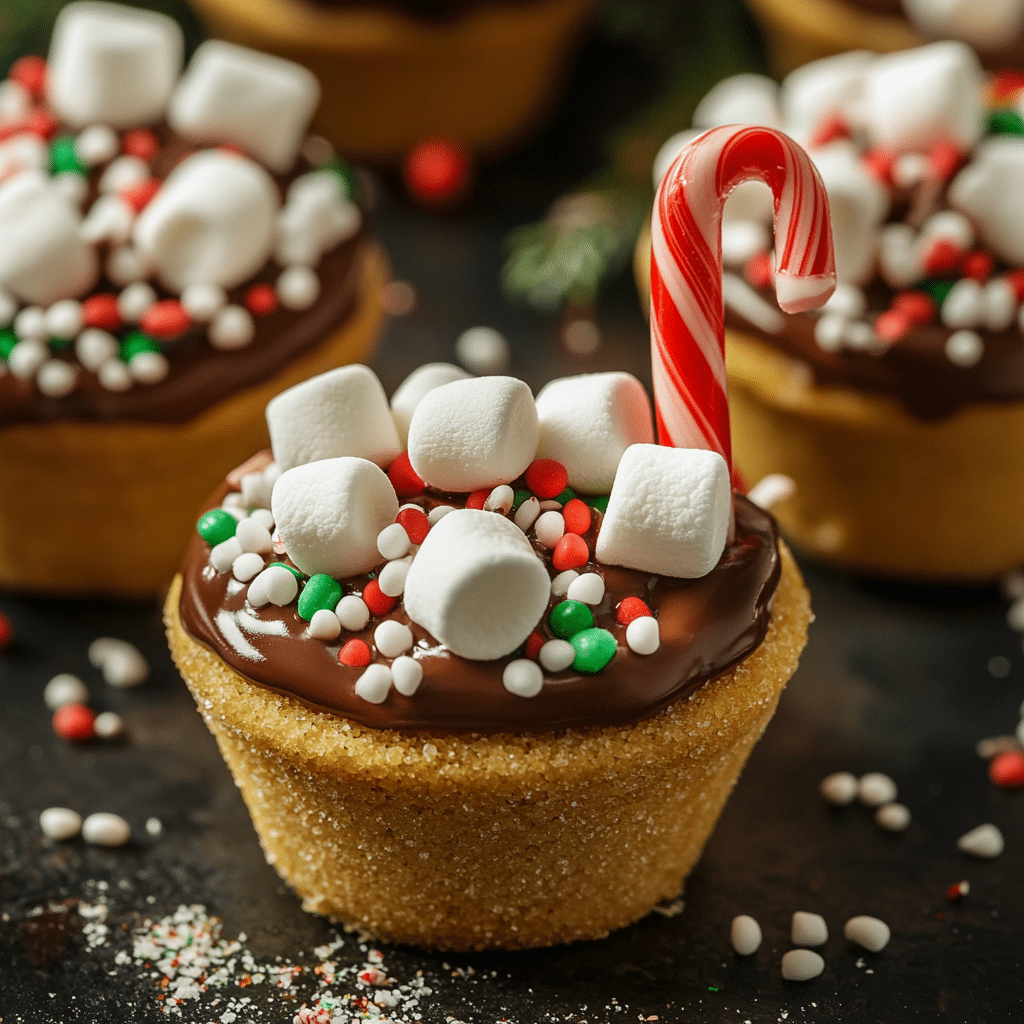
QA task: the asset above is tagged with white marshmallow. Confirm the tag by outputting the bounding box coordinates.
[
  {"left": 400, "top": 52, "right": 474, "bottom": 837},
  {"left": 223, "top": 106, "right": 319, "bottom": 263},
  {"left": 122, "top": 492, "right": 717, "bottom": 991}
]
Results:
[
  {"left": 267, "top": 364, "right": 402, "bottom": 472},
  {"left": 780, "top": 51, "right": 873, "bottom": 140},
  {"left": 878, "top": 223, "right": 923, "bottom": 290},
  {"left": 275, "top": 170, "right": 360, "bottom": 267},
  {"left": 374, "top": 620, "right": 413, "bottom": 658},
  {"left": 132, "top": 150, "right": 279, "bottom": 292},
  {"left": 948, "top": 138, "right": 1024, "bottom": 266},
  {"left": 539, "top": 639, "right": 575, "bottom": 672},
  {"left": 390, "top": 362, "right": 472, "bottom": 445},
  {"left": 169, "top": 40, "right": 319, "bottom": 173},
  {"left": 355, "top": 664, "right": 392, "bottom": 704},
  {"left": 0, "top": 172, "right": 97, "bottom": 305},
  {"left": 47, "top": 2, "right": 183, "bottom": 129},
  {"left": 336, "top": 594, "right": 370, "bottom": 632},
  {"left": 692, "top": 73, "right": 780, "bottom": 130},
  {"left": 272, "top": 457, "right": 399, "bottom": 578},
  {"left": 404, "top": 509, "right": 550, "bottom": 660},
  {"left": 0, "top": 133, "right": 48, "bottom": 181},
  {"left": 407, "top": 376, "right": 539, "bottom": 493},
  {"left": 811, "top": 144, "right": 889, "bottom": 285},
  {"left": 235, "top": 517, "right": 273, "bottom": 555},
  {"left": 904, "top": 0, "right": 1024, "bottom": 51},
  {"left": 535, "top": 372, "right": 654, "bottom": 494},
  {"left": 861, "top": 42, "right": 985, "bottom": 153},
  {"left": 596, "top": 445, "right": 731, "bottom": 579}
]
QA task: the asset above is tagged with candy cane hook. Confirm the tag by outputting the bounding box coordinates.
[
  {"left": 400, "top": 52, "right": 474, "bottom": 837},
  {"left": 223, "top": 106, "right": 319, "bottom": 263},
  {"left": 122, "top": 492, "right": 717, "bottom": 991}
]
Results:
[{"left": 650, "top": 124, "right": 836, "bottom": 470}]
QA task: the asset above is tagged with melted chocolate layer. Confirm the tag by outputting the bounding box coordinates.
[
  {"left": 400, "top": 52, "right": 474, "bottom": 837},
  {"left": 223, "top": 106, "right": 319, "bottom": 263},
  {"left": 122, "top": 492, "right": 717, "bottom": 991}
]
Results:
[{"left": 179, "top": 474, "right": 781, "bottom": 735}]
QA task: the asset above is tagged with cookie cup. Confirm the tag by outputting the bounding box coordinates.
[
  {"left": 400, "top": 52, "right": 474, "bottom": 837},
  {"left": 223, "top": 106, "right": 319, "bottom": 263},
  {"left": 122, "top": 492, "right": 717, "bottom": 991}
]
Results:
[
  {"left": 0, "top": 242, "right": 388, "bottom": 598},
  {"left": 165, "top": 542, "right": 810, "bottom": 951},
  {"left": 728, "top": 327, "right": 1024, "bottom": 581}
]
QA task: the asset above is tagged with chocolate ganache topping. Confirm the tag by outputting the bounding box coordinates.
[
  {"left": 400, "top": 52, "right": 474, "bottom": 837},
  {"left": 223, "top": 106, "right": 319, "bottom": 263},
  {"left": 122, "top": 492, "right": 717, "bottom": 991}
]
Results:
[{"left": 179, "top": 456, "right": 781, "bottom": 735}]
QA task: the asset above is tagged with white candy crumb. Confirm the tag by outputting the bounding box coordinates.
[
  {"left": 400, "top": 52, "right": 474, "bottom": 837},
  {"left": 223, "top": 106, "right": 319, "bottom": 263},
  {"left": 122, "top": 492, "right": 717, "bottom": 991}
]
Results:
[
  {"left": 129, "top": 350, "right": 169, "bottom": 385},
  {"left": 145, "top": 817, "right": 163, "bottom": 837},
  {"left": 747, "top": 473, "right": 796, "bottom": 511},
  {"left": 117, "top": 282, "right": 156, "bottom": 323},
  {"left": 791, "top": 911, "right": 828, "bottom": 947},
  {"left": 502, "top": 659, "right": 543, "bottom": 698},
  {"left": 844, "top": 915, "right": 891, "bottom": 952},
  {"left": 93, "top": 711, "right": 124, "bottom": 739},
  {"left": 820, "top": 771, "right": 858, "bottom": 806},
  {"left": 40, "top": 807, "right": 82, "bottom": 841},
  {"left": 858, "top": 772, "right": 897, "bottom": 807},
  {"left": 82, "top": 812, "right": 131, "bottom": 847},
  {"left": 781, "top": 949, "right": 825, "bottom": 982},
  {"left": 731, "top": 914, "right": 762, "bottom": 955},
  {"left": 44, "top": 673, "right": 88, "bottom": 709},
  {"left": 875, "top": 802, "right": 911, "bottom": 832},
  {"left": 455, "top": 326, "right": 510, "bottom": 375},
  {"left": 957, "top": 823, "right": 1004, "bottom": 859}
]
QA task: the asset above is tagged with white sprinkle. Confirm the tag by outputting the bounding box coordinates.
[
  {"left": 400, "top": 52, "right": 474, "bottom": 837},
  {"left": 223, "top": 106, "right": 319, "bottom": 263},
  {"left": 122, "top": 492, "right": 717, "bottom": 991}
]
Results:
[
  {"left": 940, "top": 278, "right": 984, "bottom": 330},
  {"left": 1006, "top": 597, "right": 1024, "bottom": 632},
  {"left": 209, "top": 305, "right": 255, "bottom": 350},
  {"left": 858, "top": 772, "right": 897, "bottom": 807},
  {"left": 44, "top": 673, "right": 89, "bottom": 709},
  {"left": 822, "top": 282, "right": 867, "bottom": 319},
  {"left": 248, "top": 507, "right": 275, "bottom": 531},
  {"left": 892, "top": 151, "right": 927, "bottom": 188},
  {"left": 80, "top": 194, "right": 133, "bottom": 245},
  {"left": 307, "top": 608, "right": 342, "bottom": 641},
  {"left": 843, "top": 320, "right": 879, "bottom": 351},
  {"left": 843, "top": 915, "right": 890, "bottom": 952},
  {"left": 355, "top": 664, "right": 392, "bottom": 704},
  {"left": 106, "top": 245, "right": 150, "bottom": 286},
  {"left": 235, "top": 518, "right": 273, "bottom": 555},
  {"left": 551, "top": 569, "right": 579, "bottom": 597},
  {"left": 791, "top": 911, "right": 828, "bottom": 947},
  {"left": 502, "top": 658, "right": 544, "bottom": 698},
  {"left": 247, "top": 564, "right": 298, "bottom": 608},
  {"left": 538, "top": 499, "right": 563, "bottom": 511},
  {"left": 101, "top": 643, "right": 149, "bottom": 689},
  {"left": 145, "top": 817, "right": 163, "bottom": 837},
  {"left": 427, "top": 504, "right": 455, "bottom": 526},
  {"left": 539, "top": 639, "right": 575, "bottom": 673},
  {"left": 626, "top": 616, "right": 660, "bottom": 655},
  {"left": 566, "top": 572, "right": 604, "bottom": 605},
  {"left": 820, "top": 771, "right": 859, "bottom": 806},
  {"left": 957, "top": 823, "right": 1004, "bottom": 859},
  {"left": 36, "top": 359, "right": 76, "bottom": 397},
  {"left": 813, "top": 313, "right": 847, "bottom": 352},
  {"left": 75, "top": 124, "right": 118, "bottom": 166},
  {"left": 181, "top": 283, "right": 227, "bottom": 322},
  {"left": 8, "top": 339, "right": 48, "bottom": 380},
  {"left": 747, "top": 473, "right": 796, "bottom": 511},
  {"left": 945, "top": 329, "right": 983, "bottom": 367},
  {"left": 781, "top": 949, "right": 824, "bottom": 982},
  {"left": 52, "top": 170, "right": 90, "bottom": 206},
  {"left": 484, "top": 484, "right": 514, "bottom": 515},
  {"left": 94, "top": 711, "right": 124, "bottom": 738},
  {"left": 13, "top": 305, "right": 45, "bottom": 340},
  {"left": 455, "top": 325, "right": 510, "bottom": 375},
  {"left": 82, "top": 812, "right": 131, "bottom": 847},
  {"left": 514, "top": 496, "right": 541, "bottom": 532},
  {"left": 210, "top": 536, "right": 243, "bottom": 573},
  {"left": 75, "top": 329, "right": 118, "bottom": 372},
  {"left": 983, "top": 277, "right": 1017, "bottom": 332},
  {"left": 97, "top": 358, "right": 133, "bottom": 392},
  {"left": 40, "top": 807, "right": 82, "bottom": 841},
  {"left": 99, "top": 155, "right": 148, "bottom": 193},
  {"left": 336, "top": 594, "right": 370, "bottom": 631},
  {"left": 378, "top": 556, "right": 412, "bottom": 598},
  {"left": 277, "top": 265, "right": 319, "bottom": 310},
  {"left": 731, "top": 914, "right": 762, "bottom": 956},
  {"left": 232, "top": 552, "right": 265, "bottom": 583},
  {"left": 117, "top": 282, "right": 156, "bottom": 323},
  {"left": 44, "top": 299, "right": 83, "bottom": 339},
  {"left": 535, "top": 511, "right": 565, "bottom": 549},
  {"left": 215, "top": 609, "right": 263, "bottom": 662},
  {"left": 391, "top": 656, "right": 423, "bottom": 696},
  {"left": 975, "top": 735, "right": 1021, "bottom": 759},
  {"left": 374, "top": 620, "right": 413, "bottom": 658},
  {"left": 129, "top": 350, "right": 168, "bottom": 385},
  {"left": 875, "top": 802, "right": 911, "bottom": 832},
  {"left": 377, "top": 522, "right": 411, "bottom": 561}
]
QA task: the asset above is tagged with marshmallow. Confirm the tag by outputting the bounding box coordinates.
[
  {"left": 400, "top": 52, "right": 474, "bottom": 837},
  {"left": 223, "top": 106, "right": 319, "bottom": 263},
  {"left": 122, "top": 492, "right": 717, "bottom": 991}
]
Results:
[
  {"left": 133, "top": 150, "right": 279, "bottom": 292},
  {"left": 404, "top": 509, "right": 550, "bottom": 660},
  {"left": 692, "top": 73, "right": 780, "bottom": 130},
  {"left": 811, "top": 144, "right": 889, "bottom": 285},
  {"left": 949, "top": 138, "right": 1024, "bottom": 265},
  {"left": 904, "top": 0, "right": 1024, "bottom": 51},
  {"left": 275, "top": 171, "right": 361, "bottom": 267},
  {"left": 0, "top": 134, "right": 48, "bottom": 181},
  {"left": 653, "top": 130, "right": 700, "bottom": 188},
  {"left": 390, "top": 362, "right": 472, "bottom": 444},
  {"left": 534, "top": 372, "right": 654, "bottom": 494},
  {"left": 596, "top": 445, "right": 731, "bottom": 579},
  {"left": 407, "top": 376, "right": 539, "bottom": 492},
  {"left": 878, "top": 223, "right": 923, "bottom": 289},
  {"left": 0, "top": 172, "right": 97, "bottom": 305},
  {"left": 47, "top": 2, "right": 183, "bottom": 129},
  {"left": 169, "top": 40, "right": 319, "bottom": 173},
  {"left": 267, "top": 364, "right": 402, "bottom": 472},
  {"left": 780, "top": 51, "right": 873, "bottom": 140},
  {"left": 272, "top": 457, "right": 399, "bottom": 578},
  {"left": 861, "top": 42, "right": 985, "bottom": 152}
]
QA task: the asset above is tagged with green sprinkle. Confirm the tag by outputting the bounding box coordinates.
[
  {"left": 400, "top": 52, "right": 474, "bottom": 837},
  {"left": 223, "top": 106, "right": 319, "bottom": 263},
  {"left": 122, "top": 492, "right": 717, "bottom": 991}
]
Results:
[
  {"left": 50, "top": 134, "right": 86, "bottom": 176},
  {"left": 571, "top": 627, "right": 617, "bottom": 674},
  {"left": 549, "top": 600, "right": 593, "bottom": 641},
  {"left": 268, "top": 562, "right": 304, "bottom": 579},
  {"left": 196, "top": 509, "right": 238, "bottom": 546},
  {"left": 0, "top": 329, "right": 16, "bottom": 361},
  {"left": 708, "top": 986, "right": 719, "bottom": 993},
  {"left": 554, "top": 486, "right": 576, "bottom": 506},
  {"left": 327, "top": 158, "right": 357, "bottom": 200},
  {"left": 585, "top": 495, "right": 609, "bottom": 514},
  {"left": 989, "top": 109, "right": 1024, "bottom": 135},
  {"left": 919, "top": 278, "right": 956, "bottom": 304},
  {"left": 511, "top": 489, "right": 532, "bottom": 513},
  {"left": 48, "top": 336, "right": 73, "bottom": 351},
  {"left": 119, "top": 331, "right": 159, "bottom": 362},
  {"left": 297, "top": 573, "right": 342, "bottom": 621}
]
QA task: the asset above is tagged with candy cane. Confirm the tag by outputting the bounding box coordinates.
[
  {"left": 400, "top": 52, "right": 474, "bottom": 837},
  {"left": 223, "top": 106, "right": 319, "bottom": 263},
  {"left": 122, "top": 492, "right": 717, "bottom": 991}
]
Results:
[{"left": 650, "top": 124, "right": 836, "bottom": 469}]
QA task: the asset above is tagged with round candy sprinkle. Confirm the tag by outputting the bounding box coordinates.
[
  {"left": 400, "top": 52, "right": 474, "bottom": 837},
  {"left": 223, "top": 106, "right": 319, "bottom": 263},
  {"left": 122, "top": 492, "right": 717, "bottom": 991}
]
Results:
[
  {"left": 820, "top": 771, "right": 859, "bottom": 807},
  {"left": 391, "top": 656, "right": 423, "bottom": 696},
  {"left": 534, "top": 511, "right": 565, "bottom": 549},
  {"left": 387, "top": 451, "right": 424, "bottom": 497},
  {"left": 53, "top": 703, "right": 96, "bottom": 741},
  {"left": 524, "top": 631, "right": 545, "bottom": 660},
  {"left": 566, "top": 572, "right": 604, "bottom": 606},
  {"left": 25, "top": 108, "right": 57, "bottom": 139},
  {"left": 843, "top": 915, "right": 891, "bottom": 953},
  {"left": 561, "top": 498, "right": 591, "bottom": 536},
  {"left": 858, "top": 772, "right": 897, "bottom": 807},
  {"left": 549, "top": 600, "right": 593, "bottom": 640},
  {"left": 81, "top": 291, "right": 121, "bottom": 329},
  {"left": 298, "top": 574, "right": 343, "bottom": 621},
  {"left": 121, "top": 127, "right": 159, "bottom": 161},
  {"left": 466, "top": 488, "right": 490, "bottom": 511},
  {"left": 51, "top": 134, "right": 86, "bottom": 176},
  {"left": 362, "top": 579, "right": 398, "bottom": 616},
  {"left": 374, "top": 620, "right": 413, "bottom": 658},
  {"left": 539, "top": 639, "right": 575, "bottom": 673},
  {"left": 947, "top": 880, "right": 970, "bottom": 902},
  {"left": 552, "top": 533, "right": 589, "bottom": 572},
  {"left": 339, "top": 639, "right": 373, "bottom": 668},
  {"left": 502, "top": 658, "right": 543, "bottom": 698},
  {"left": 404, "top": 137, "right": 471, "bottom": 204},
  {"left": 484, "top": 484, "right": 514, "bottom": 515},
  {"left": 118, "top": 282, "right": 156, "bottom": 323},
  {"left": 396, "top": 507, "right": 429, "bottom": 545},
  {"left": 336, "top": 595, "right": 370, "bottom": 632},
  {"left": 377, "top": 522, "right": 411, "bottom": 561},
  {"left": 248, "top": 564, "right": 299, "bottom": 608},
  {"left": 232, "top": 552, "right": 265, "bottom": 583},
  {"left": 181, "top": 284, "right": 227, "bottom": 322},
  {"left": 82, "top": 812, "right": 130, "bottom": 847},
  {"left": 44, "top": 299, "right": 83, "bottom": 339},
  {"left": 10, "top": 56, "right": 47, "bottom": 98},
  {"left": 989, "top": 750, "right": 1024, "bottom": 789},
  {"left": 37, "top": 358, "right": 76, "bottom": 398},
  {"left": 456, "top": 323, "right": 510, "bottom": 375},
  {"left": 118, "top": 331, "right": 158, "bottom": 363},
  {"left": 957, "top": 823, "right": 1004, "bottom": 859},
  {"left": 277, "top": 266, "right": 319, "bottom": 310},
  {"left": 731, "top": 915, "right": 762, "bottom": 956},
  {"left": 355, "top": 664, "right": 392, "bottom": 704},
  {"left": 525, "top": 459, "right": 569, "bottom": 500},
  {"left": 44, "top": 673, "right": 88, "bottom": 709},
  {"left": 245, "top": 283, "right": 277, "bottom": 317},
  {"left": 781, "top": 949, "right": 824, "bottom": 982},
  {"left": 130, "top": 349, "right": 170, "bottom": 386},
  {"left": 308, "top": 608, "right": 342, "bottom": 641},
  {"left": 40, "top": 807, "right": 82, "bottom": 841},
  {"left": 197, "top": 508, "right": 238, "bottom": 546},
  {"left": 550, "top": 569, "right": 578, "bottom": 597},
  {"left": 615, "top": 597, "right": 652, "bottom": 626},
  {"left": 119, "top": 178, "right": 160, "bottom": 212},
  {"left": 101, "top": 642, "right": 149, "bottom": 689},
  {"left": 94, "top": 711, "right": 124, "bottom": 739},
  {"left": 209, "top": 305, "right": 255, "bottom": 350},
  {"left": 378, "top": 557, "right": 411, "bottom": 598},
  {"left": 514, "top": 496, "right": 541, "bottom": 532},
  {"left": 140, "top": 299, "right": 189, "bottom": 338},
  {"left": 875, "top": 802, "right": 911, "bottom": 832},
  {"left": 210, "top": 537, "right": 242, "bottom": 573},
  {"left": 626, "top": 616, "right": 660, "bottom": 655},
  {"left": 571, "top": 628, "right": 617, "bottom": 674},
  {"left": 791, "top": 911, "right": 828, "bottom": 947},
  {"left": 235, "top": 518, "right": 273, "bottom": 555},
  {"left": 0, "top": 612, "right": 13, "bottom": 649}
]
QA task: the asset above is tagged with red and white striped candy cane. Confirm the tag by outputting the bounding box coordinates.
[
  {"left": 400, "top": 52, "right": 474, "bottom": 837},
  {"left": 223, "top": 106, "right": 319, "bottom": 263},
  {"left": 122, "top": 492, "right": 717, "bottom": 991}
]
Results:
[{"left": 650, "top": 124, "right": 836, "bottom": 469}]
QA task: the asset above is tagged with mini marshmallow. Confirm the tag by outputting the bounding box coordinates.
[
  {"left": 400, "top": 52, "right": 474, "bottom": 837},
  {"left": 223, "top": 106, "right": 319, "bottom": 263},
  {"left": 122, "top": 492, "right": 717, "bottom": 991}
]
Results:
[
  {"left": 336, "top": 594, "right": 370, "bottom": 632},
  {"left": 780, "top": 51, "right": 873, "bottom": 140},
  {"left": 47, "top": 2, "right": 183, "bottom": 128},
  {"left": 235, "top": 518, "right": 273, "bottom": 555},
  {"left": 514, "top": 496, "right": 541, "bottom": 533},
  {"left": 232, "top": 552, "right": 265, "bottom": 583},
  {"left": 99, "top": 155, "right": 148, "bottom": 194},
  {"left": 390, "top": 362, "right": 472, "bottom": 444},
  {"left": 731, "top": 915, "right": 763, "bottom": 956},
  {"left": 626, "top": 616, "right": 660, "bottom": 655},
  {"left": 502, "top": 659, "right": 544, "bottom": 698},
  {"left": 484, "top": 485, "right": 514, "bottom": 515},
  {"left": 240, "top": 472, "right": 275, "bottom": 510},
  {"left": 75, "top": 124, "right": 119, "bottom": 166},
  {"left": 374, "top": 620, "right": 413, "bottom": 658},
  {"left": 0, "top": 172, "right": 97, "bottom": 305},
  {"left": 534, "top": 511, "right": 565, "bottom": 549},
  {"left": 539, "top": 639, "right": 575, "bottom": 673},
  {"left": 0, "top": 133, "right": 48, "bottom": 181},
  {"left": 276, "top": 170, "right": 361, "bottom": 267},
  {"left": 267, "top": 365, "right": 402, "bottom": 472},
  {"left": 210, "top": 536, "right": 242, "bottom": 572},
  {"left": 404, "top": 509, "right": 550, "bottom": 660},
  {"left": 407, "top": 376, "right": 539, "bottom": 493},
  {"left": 535, "top": 372, "right": 654, "bottom": 494},
  {"left": 169, "top": 40, "right": 319, "bottom": 173},
  {"left": 272, "top": 457, "right": 399, "bottom": 578},
  {"left": 14, "top": 306, "right": 45, "bottom": 340},
  {"left": 355, "top": 664, "right": 392, "bottom": 704},
  {"left": 843, "top": 915, "right": 891, "bottom": 953},
  {"left": 391, "top": 656, "right": 423, "bottom": 696},
  {"left": 308, "top": 608, "right": 342, "bottom": 641},
  {"left": 904, "top": 0, "right": 1024, "bottom": 51},
  {"left": 791, "top": 911, "right": 828, "bottom": 947},
  {"left": 861, "top": 42, "right": 985, "bottom": 152},
  {"left": 378, "top": 556, "right": 412, "bottom": 598},
  {"left": 377, "top": 523, "right": 411, "bottom": 561},
  {"left": 566, "top": 571, "right": 604, "bottom": 605},
  {"left": 596, "top": 445, "right": 731, "bottom": 579},
  {"left": 949, "top": 138, "right": 1024, "bottom": 265},
  {"left": 692, "top": 73, "right": 780, "bottom": 130},
  {"left": 133, "top": 150, "right": 279, "bottom": 291}
]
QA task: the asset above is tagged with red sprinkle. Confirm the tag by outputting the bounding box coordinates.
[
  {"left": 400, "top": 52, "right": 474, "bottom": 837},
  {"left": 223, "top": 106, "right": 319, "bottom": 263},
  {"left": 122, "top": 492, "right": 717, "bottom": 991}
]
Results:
[
  {"left": 0, "top": 612, "right": 13, "bottom": 650},
  {"left": 140, "top": 300, "right": 189, "bottom": 339},
  {"left": 1005, "top": 269, "right": 1024, "bottom": 302},
  {"left": 466, "top": 488, "right": 491, "bottom": 511},
  {"left": 82, "top": 293, "right": 122, "bottom": 332},
  {"left": 892, "top": 290, "right": 937, "bottom": 325},
  {"left": 615, "top": 596, "right": 651, "bottom": 626},
  {"left": 396, "top": 507, "right": 429, "bottom": 545},
  {"left": 120, "top": 178, "right": 160, "bottom": 213},
  {"left": 24, "top": 107, "right": 57, "bottom": 139},
  {"left": 873, "top": 309, "right": 912, "bottom": 344},
  {"left": 9, "top": 56, "right": 47, "bottom": 99},
  {"left": 946, "top": 880, "right": 970, "bottom": 902},
  {"left": 862, "top": 148, "right": 896, "bottom": 185},
  {"left": 362, "top": 579, "right": 397, "bottom": 616},
  {"left": 245, "top": 283, "right": 278, "bottom": 317},
  {"left": 387, "top": 452, "right": 424, "bottom": 497},
  {"left": 525, "top": 459, "right": 568, "bottom": 500},
  {"left": 807, "top": 111, "right": 849, "bottom": 150},
  {"left": 338, "top": 639, "right": 372, "bottom": 668},
  {"left": 403, "top": 137, "right": 471, "bottom": 205},
  {"left": 562, "top": 498, "right": 591, "bottom": 536},
  {"left": 552, "top": 533, "right": 589, "bottom": 572},
  {"left": 524, "top": 631, "right": 544, "bottom": 660},
  {"left": 53, "top": 703, "right": 96, "bottom": 741},
  {"left": 991, "top": 70, "right": 1024, "bottom": 101},
  {"left": 744, "top": 251, "right": 773, "bottom": 290},
  {"left": 962, "top": 250, "right": 995, "bottom": 283},
  {"left": 121, "top": 128, "right": 160, "bottom": 162},
  {"left": 989, "top": 750, "right": 1024, "bottom": 789},
  {"left": 921, "top": 238, "right": 962, "bottom": 276},
  {"left": 928, "top": 140, "right": 967, "bottom": 180}
]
